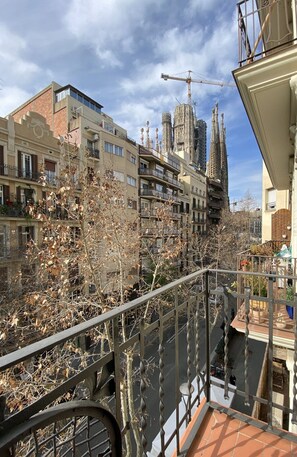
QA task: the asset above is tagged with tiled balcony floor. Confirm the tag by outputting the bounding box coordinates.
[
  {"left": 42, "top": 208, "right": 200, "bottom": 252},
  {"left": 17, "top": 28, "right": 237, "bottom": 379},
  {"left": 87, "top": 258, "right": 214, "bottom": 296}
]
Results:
[
  {"left": 232, "top": 303, "right": 295, "bottom": 347},
  {"left": 181, "top": 401, "right": 297, "bottom": 457}
]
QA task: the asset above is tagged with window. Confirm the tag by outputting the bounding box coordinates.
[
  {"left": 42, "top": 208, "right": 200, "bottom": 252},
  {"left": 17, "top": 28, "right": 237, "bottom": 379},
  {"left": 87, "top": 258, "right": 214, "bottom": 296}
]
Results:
[
  {"left": 19, "top": 188, "right": 34, "bottom": 205},
  {"left": 127, "top": 176, "right": 136, "bottom": 187},
  {"left": 18, "top": 226, "right": 34, "bottom": 248},
  {"left": 155, "top": 164, "right": 164, "bottom": 174},
  {"left": 113, "top": 171, "right": 125, "bottom": 182},
  {"left": 0, "top": 185, "right": 3, "bottom": 205},
  {"left": 18, "top": 151, "right": 38, "bottom": 180},
  {"left": 104, "top": 142, "right": 113, "bottom": 153},
  {"left": 128, "top": 199, "right": 137, "bottom": 210},
  {"left": 44, "top": 160, "right": 56, "bottom": 185},
  {"left": 23, "top": 153, "right": 32, "bottom": 178},
  {"left": 267, "top": 188, "right": 276, "bottom": 210},
  {"left": 104, "top": 142, "right": 124, "bottom": 157},
  {"left": 0, "top": 267, "right": 8, "bottom": 292},
  {"left": 0, "top": 225, "right": 7, "bottom": 257},
  {"left": 156, "top": 183, "right": 163, "bottom": 192},
  {"left": 130, "top": 153, "right": 136, "bottom": 165},
  {"left": 104, "top": 122, "right": 114, "bottom": 133},
  {"left": 114, "top": 145, "right": 123, "bottom": 156}
]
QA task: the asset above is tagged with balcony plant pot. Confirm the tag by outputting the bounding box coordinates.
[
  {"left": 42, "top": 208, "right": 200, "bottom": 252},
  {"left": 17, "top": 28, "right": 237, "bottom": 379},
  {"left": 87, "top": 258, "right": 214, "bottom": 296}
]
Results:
[
  {"left": 276, "top": 321, "right": 286, "bottom": 329},
  {"left": 275, "top": 312, "right": 286, "bottom": 329},
  {"left": 250, "top": 300, "right": 268, "bottom": 323}
]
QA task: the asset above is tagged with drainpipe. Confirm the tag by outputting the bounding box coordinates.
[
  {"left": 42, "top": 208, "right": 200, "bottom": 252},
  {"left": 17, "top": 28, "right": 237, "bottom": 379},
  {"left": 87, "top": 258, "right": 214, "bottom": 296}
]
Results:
[
  {"left": 292, "top": 0, "right": 297, "bottom": 42},
  {"left": 289, "top": 76, "right": 297, "bottom": 263}
]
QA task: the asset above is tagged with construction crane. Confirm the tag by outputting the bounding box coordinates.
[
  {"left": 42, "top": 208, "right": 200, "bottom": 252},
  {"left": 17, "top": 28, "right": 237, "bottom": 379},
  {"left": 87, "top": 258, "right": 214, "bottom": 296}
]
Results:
[{"left": 161, "top": 70, "right": 235, "bottom": 104}]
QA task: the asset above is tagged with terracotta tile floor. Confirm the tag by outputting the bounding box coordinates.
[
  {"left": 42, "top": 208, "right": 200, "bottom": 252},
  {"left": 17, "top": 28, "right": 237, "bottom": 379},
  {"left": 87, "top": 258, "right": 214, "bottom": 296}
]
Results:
[{"left": 187, "top": 408, "right": 297, "bottom": 456}]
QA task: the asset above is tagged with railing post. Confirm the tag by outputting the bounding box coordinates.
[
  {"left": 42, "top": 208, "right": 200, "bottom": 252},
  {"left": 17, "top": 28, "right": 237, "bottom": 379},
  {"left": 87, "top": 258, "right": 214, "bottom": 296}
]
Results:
[
  {"left": 244, "top": 287, "right": 251, "bottom": 406},
  {"left": 223, "top": 288, "right": 230, "bottom": 400},
  {"left": 139, "top": 318, "right": 147, "bottom": 454},
  {"left": 175, "top": 287, "right": 180, "bottom": 455},
  {"left": 205, "top": 270, "right": 211, "bottom": 402},
  {"left": 292, "top": 293, "right": 297, "bottom": 424},
  {"left": 158, "top": 307, "right": 165, "bottom": 453},
  {"left": 267, "top": 277, "right": 274, "bottom": 427},
  {"left": 186, "top": 298, "right": 192, "bottom": 422},
  {"left": 113, "top": 317, "right": 122, "bottom": 429}
]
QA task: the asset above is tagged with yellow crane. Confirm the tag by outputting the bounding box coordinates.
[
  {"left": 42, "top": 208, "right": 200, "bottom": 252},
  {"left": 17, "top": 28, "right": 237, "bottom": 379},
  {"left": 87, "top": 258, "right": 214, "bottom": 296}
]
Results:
[{"left": 161, "top": 70, "right": 235, "bottom": 104}]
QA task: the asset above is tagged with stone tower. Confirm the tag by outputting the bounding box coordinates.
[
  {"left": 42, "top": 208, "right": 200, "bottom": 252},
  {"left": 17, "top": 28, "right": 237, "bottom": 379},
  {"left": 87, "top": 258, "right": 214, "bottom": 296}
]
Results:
[
  {"left": 220, "top": 113, "right": 229, "bottom": 208},
  {"left": 195, "top": 119, "right": 207, "bottom": 171},
  {"left": 208, "top": 103, "right": 221, "bottom": 180},
  {"left": 162, "top": 112, "right": 173, "bottom": 153},
  {"left": 173, "top": 104, "right": 195, "bottom": 163}
]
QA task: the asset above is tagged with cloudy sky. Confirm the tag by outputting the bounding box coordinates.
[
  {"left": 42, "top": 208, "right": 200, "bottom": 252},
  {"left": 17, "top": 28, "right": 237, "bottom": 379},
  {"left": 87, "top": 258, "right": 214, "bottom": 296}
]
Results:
[{"left": 0, "top": 0, "right": 262, "bottom": 205}]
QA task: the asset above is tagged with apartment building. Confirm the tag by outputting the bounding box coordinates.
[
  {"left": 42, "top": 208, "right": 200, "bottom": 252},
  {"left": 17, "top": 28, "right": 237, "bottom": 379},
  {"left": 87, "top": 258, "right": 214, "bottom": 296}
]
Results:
[
  {"left": 262, "top": 162, "right": 291, "bottom": 242},
  {"left": 10, "top": 83, "right": 138, "bottom": 218},
  {"left": 5, "top": 83, "right": 139, "bottom": 292},
  {"left": 0, "top": 112, "right": 61, "bottom": 293},
  {"left": 138, "top": 144, "right": 181, "bottom": 273},
  {"left": 178, "top": 160, "right": 207, "bottom": 267},
  {"left": 233, "top": 0, "right": 297, "bottom": 433}
]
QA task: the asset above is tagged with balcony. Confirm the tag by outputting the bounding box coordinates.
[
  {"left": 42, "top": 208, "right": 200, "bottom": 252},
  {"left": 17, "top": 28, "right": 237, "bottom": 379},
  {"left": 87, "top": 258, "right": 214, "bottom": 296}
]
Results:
[
  {"left": 140, "top": 188, "right": 180, "bottom": 202},
  {"left": 139, "top": 168, "right": 181, "bottom": 189},
  {"left": 86, "top": 147, "right": 100, "bottom": 159},
  {"left": 1, "top": 268, "right": 297, "bottom": 456},
  {"left": 0, "top": 203, "right": 31, "bottom": 218},
  {"left": 139, "top": 146, "right": 181, "bottom": 172},
  {"left": 234, "top": 0, "right": 297, "bottom": 190},
  {"left": 0, "top": 164, "right": 41, "bottom": 182},
  {"left": 141, "top": 209, "right": 181, "bottom": 220},
  {"left": 238, "top": 0, "right": 297, "bottom": 67}
]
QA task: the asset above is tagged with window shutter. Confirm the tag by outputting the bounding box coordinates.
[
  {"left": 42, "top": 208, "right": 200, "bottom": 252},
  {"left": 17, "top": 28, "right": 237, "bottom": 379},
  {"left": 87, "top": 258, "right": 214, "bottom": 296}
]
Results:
[
  {"left": 18, "top": 226, "right": 23, "bottom": 247},
  {"left": 16, "top": 187, "right": 21, "bottom": 202},
  {"left": 3, "top": 185, "right": 10, "bottom": 203},
  {"left": 44, "top": 160, "right": 55, "bottom": 172},
  {"left": 0, "top": 146, "right": 3, "bottom": 175},
  {"left": 18, "top": 151, "right": 22, "bottom": 177},
  {"left": 32, "top": 154, "right": 38, "bottom": 176}
]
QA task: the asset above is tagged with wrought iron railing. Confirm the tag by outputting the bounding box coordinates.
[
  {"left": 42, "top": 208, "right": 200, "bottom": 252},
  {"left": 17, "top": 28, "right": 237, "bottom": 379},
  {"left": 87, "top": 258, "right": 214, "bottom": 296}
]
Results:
[
  {"left": 0, "top": 164, "right": 41, "bottom": 181},
  {"left": 0, "top": 269, "right": 297, "bottom": 456},
  {"left": 238, "top": 0, "right": 297, "bottom": 66}
]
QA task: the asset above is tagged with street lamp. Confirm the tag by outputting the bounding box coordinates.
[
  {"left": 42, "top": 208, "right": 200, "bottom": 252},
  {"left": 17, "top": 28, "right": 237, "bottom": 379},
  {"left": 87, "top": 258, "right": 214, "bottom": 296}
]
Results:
[{"left": 179, "top": 382, "right": 194, "bottom": 425}]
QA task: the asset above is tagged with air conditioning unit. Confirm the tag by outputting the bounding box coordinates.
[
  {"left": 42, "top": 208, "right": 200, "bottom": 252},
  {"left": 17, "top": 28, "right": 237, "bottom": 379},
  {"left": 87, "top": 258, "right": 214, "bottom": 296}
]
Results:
[{"left": 93, "top": 133, "right": 99, "bottom": 141}]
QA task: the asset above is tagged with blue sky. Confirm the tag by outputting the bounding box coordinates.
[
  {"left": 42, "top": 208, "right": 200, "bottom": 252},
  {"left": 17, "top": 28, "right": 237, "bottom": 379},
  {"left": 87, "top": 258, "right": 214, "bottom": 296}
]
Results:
[{"left": 0, "top": 0, "right": 263, "bottom": 206}]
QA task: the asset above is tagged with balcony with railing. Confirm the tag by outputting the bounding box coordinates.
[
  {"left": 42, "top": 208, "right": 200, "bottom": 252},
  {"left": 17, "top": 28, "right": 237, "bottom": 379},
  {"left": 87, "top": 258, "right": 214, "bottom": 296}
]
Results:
[
  {"left": 0, "top": 164, "right": 41, "bottom": 182},
  {"left": 139, "top": 146, "right": 181, "bottom": 173},
  {"left": 139, "top": 168, "right": 181, "bottom": 189},
  {"left": 140, "top": 209, "right": 181, "bottom": 220},
  {"left": 238, "top": 0, "right": 297, "bottom": 66},
  {"left": 1, "top": 268, "right": 297, "bottom": 456},
  {"left": 140, "top": 188, "right": 180, "bottom": 202},
  {"left": 86, "top": 147, "right": 100, "bottom": 159}
]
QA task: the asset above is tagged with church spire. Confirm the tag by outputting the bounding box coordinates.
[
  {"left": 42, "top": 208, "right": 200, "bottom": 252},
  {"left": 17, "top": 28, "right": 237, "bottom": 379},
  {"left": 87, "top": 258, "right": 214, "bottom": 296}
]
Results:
[
  {"left": 208, "top": 103, "right": 221, "bottom": 180},
  {"left": 220, "top": 113, "right": 229, "bottom": 208}
]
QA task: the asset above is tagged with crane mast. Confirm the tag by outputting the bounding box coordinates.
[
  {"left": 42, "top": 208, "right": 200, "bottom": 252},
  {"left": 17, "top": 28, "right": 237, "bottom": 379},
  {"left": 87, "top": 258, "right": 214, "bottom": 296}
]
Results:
[{"left": 161, "top": 70, "right": 235, "bottom": 104}]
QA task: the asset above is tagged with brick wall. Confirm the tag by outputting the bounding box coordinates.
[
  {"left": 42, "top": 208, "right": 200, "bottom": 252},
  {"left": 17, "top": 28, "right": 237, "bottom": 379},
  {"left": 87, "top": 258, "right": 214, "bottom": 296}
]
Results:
[
  {"left": 53, "top": 107, "right": 68, "bottom": 138},
  {"left": 12, "top": 87, "right": 54, "bottom": 130},
  {"left": 272, "top": 208, "right": 291, "bottom": 242}
]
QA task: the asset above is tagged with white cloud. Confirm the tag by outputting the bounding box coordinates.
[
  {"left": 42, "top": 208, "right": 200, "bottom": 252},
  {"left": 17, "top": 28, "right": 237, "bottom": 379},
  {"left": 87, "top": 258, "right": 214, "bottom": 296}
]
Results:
[
  {"left": 0, "top": 24, "right": 41, "bottom": 86},
  {"left": 0, "top": 86, "right": 33, "bottom": 116},
  {"left": 188, "top": 0, "right": 221, "bottom": 13},
  {"left": 64, "top": 0, "right": 163, "bottom": 67}
]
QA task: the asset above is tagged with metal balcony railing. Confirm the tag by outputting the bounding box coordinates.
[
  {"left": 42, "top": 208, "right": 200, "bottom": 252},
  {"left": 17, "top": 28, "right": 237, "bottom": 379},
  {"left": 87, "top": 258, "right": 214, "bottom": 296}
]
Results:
[
  {"left": 139, "top": 188, "right": 180, "bottom": 202},
  {"left": 0, "top": 269, "right": 297, "bottom": 456},
  {"left": 0, "top": 164, "right": 41, "bottom": 181},
  {"left": 237, "top": 0, "right": 297, "bottom": 66}
]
